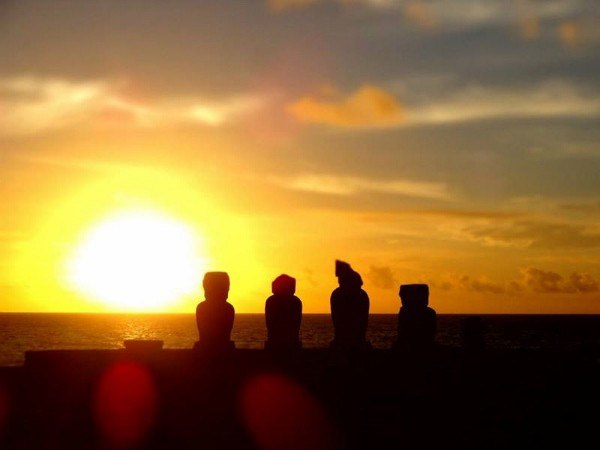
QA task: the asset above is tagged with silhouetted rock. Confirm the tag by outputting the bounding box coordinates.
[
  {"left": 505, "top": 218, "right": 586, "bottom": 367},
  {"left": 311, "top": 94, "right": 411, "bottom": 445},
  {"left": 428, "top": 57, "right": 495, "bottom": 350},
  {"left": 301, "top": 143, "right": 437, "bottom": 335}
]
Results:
[
  {"left": 395, "top": 284, "right": 437, "bottom": 352},
  {"left": 265, "top": 274, "right": 302, "bottom": 352},
  {"left": 195, "top": 272, "right": 235, "bottom": 352},
  {"left": 330, "top": 260, "right": 370, "bottom": 351}
]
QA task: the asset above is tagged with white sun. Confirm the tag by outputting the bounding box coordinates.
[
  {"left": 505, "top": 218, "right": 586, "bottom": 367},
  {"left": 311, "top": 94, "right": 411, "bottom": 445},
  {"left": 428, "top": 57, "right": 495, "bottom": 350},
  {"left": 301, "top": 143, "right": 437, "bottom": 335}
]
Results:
[{"left": 66, "top": 210, "right": 206, "bottom": 311}]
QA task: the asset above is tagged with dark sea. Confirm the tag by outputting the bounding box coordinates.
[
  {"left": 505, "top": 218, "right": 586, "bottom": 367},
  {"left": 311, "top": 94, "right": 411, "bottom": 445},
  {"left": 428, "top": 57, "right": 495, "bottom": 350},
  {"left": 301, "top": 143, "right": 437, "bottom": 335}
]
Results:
[{"left": 0, "top": 313, "right": 599, "bottom": 366}]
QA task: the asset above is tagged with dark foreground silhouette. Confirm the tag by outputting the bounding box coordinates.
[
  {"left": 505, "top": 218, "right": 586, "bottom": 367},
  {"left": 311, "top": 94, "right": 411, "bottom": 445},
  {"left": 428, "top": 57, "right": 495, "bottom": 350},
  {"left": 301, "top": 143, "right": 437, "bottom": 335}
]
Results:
[{"left": 2, "top": 343, "right": 597, "bottom": 450}]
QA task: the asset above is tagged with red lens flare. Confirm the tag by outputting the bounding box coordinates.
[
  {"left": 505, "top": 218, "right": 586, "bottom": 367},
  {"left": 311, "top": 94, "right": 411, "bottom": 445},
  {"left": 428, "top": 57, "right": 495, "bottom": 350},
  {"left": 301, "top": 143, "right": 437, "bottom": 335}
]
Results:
[
  {"left": 240, "top": 373, "right": 336, "bottom": 450},
  {"left": 93, "top": 361, "right": 158, "bottom": 447}
]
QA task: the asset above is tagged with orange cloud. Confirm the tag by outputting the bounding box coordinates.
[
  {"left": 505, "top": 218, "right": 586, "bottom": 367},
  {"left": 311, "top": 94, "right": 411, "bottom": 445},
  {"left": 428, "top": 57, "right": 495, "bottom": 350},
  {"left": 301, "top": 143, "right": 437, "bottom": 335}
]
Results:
[
  {"left": 287, "top": 84, "right": 405, "bottom": 127},
  {"left": 557, "top": 19, "right": 600, "bottom": 47},
  {"left": 403, "top": 1, "right": 437, "bottom": 29},
  {"left": 558, "top": 21, "right": 579, "bottom": 46}
]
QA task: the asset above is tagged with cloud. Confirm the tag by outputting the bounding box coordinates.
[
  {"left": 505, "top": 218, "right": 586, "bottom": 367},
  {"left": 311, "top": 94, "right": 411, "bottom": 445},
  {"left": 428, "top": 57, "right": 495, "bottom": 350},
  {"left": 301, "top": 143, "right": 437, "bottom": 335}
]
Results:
[
  {"left": 286, "top": 84, "right": 404, "bottom": 128},
  {"left": 267, "top": 0, "right": 587, "bottom": 31},
  {"left": 350, "top": 209, "right": 522, "bottom": 225},
  {"left": 418, "top": 0, "right": 582, "bottom": 29},
  {"left": 277, "top": 173, "right": 451, "bottom": 200},
  {"left": 554, "top": 19, "right": 600, "bottom": 47},
  {"left": 522, "top": 267, "right": 599, "bottom": 293},
  {"left": 0, "top": 76, "right": 113, "bottom": 135},
  {"left": 402, "top": 209, "right": 521, "bottom": 219},
  {"left": 407, "top": 80, "right": 600, "bottom": 125},
  {"left": 455, "top": 274, "right": 522, "bottom": 295},
  {"left": 558, "top": 21, "right": 579, "bottom": 46},
  {"left": 187, "top": 96, "right": 264, "bottom": 126},
  {"left": 402, "top": 1, "right": 437, "bottom": 29},
  {"left": 366, "top": 265, "right": 396, "bottom": 289},
  {"left": 464, "top": 220, "right": 600, "bottom": 249},
  {"left": 438, "top": 268, "right": 598, "bottom": 295},
  {"left": 568, "top": 272, "right": 600, "bottom": 293},
  {"left": 288, "top": 80, "right": 599, "bottom": 131},
  {"left": 0, "top": 75, "right": 264, "bottom": 135}
]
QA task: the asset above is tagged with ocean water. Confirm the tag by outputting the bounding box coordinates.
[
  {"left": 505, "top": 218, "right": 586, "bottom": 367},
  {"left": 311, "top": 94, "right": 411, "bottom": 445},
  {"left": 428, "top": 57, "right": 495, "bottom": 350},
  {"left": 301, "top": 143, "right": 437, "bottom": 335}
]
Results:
[{"left": 0, "top": 313, "right": 599, "bottom": 366}]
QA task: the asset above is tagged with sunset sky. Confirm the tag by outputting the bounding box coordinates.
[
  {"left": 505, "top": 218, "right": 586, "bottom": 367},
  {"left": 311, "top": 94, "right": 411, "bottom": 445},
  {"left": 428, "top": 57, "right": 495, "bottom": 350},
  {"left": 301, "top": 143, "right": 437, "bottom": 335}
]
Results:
[{"left": 0, "top": 0, "right": 598, "bottom": 313}]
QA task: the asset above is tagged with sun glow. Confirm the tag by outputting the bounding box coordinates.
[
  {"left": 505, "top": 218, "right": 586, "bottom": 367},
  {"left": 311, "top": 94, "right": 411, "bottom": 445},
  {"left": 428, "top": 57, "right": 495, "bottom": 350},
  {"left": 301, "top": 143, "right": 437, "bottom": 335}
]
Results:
[{"left": 66, "top": 210, "right": 207, "bottom": 311}]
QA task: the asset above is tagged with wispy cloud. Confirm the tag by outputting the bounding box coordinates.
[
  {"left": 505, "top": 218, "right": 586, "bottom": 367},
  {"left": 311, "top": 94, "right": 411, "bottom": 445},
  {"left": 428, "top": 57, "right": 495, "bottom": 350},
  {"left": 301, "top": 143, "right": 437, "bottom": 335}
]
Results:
[
  {"left": 0, "top": 75, "right": 265, "bottom": 135},
  {"left": 464, "top": 220, "right": 600, "bottom": 249},
  {"left": 287, "top": 84, "right": 404, "bottom": 128},
  {"left": 341, "top": 207, "right": 599, "bottom": 254},
  {"left": 276, "top": 173, "right": 451, "bottom": 200},
  {"left": 267, "top": 0, "right": 588, "bottom": 29},
  {"left": 351, "top": 209, "right": 522, "bottom": 223},
  {"left": 0, "top": 76, "right": 112, "bottom": 135},
  {"left": 271, "top": 0, "right": 440, "bottom": 29},
  {"left": 407, "top": 80, "right": 600, "bottom": 125},
  {"left": 418, "top": 0, "right": 583, "bottom": 29}
]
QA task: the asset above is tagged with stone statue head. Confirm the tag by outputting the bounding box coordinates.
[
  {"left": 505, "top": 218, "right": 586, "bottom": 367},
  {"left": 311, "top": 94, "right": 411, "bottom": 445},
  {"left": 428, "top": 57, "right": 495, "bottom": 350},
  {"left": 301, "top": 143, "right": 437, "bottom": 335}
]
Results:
[
  {"left": 203, "top": 271, "right": 230, "bottom": 302},
  {"left": 399, "top": 284, "right": 429, "bottom": 308},
  {"left": 272, "top": 274, "right": 296, "bottom": 295},
  {"left": 335, "top": 260, "right": 363, "bottom": 288}
]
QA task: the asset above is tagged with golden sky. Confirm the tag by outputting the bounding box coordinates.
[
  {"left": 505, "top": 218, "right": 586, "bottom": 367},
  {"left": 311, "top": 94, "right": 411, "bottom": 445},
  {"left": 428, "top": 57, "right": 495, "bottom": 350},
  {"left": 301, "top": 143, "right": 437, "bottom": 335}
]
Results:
[{"left": 0, "top": 0, "right": 598, "bottom": 313}]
